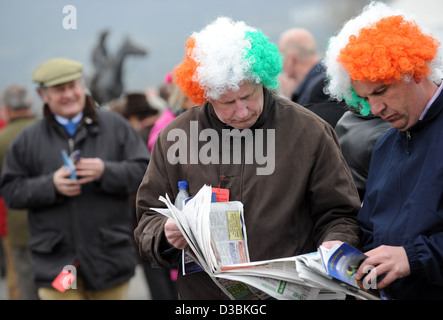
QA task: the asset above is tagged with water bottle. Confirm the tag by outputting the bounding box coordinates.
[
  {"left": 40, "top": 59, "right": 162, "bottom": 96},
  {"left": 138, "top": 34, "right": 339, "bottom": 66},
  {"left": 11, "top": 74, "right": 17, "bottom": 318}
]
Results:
[{"left": 174, "top": 181, "right": 190, "bottom": 210}]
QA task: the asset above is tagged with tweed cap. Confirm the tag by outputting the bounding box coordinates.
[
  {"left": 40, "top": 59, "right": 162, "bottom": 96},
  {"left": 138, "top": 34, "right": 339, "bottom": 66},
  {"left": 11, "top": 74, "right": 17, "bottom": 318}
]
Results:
[{"left": 32, "top": 58, "right": 83, "bottom": 87}]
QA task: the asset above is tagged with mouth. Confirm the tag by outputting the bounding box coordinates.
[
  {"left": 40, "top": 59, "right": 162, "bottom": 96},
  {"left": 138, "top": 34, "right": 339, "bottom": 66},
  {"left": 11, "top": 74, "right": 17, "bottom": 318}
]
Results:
[
  {"left": 63, "top": 99, "right": 81, "bottom": 108},
  {"left": 233, "top": 118, "right": 254, "bottom": 128},
  {"left": 384, "top": 114, "right": 399, "bottom": 122}
]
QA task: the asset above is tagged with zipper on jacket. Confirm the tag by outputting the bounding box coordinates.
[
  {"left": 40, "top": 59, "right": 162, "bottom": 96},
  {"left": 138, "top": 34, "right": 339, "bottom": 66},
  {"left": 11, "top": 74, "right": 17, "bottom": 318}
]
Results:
[
  {"left": 385, "top": 157, "right": 408, "bottom": 244},
  {"left": 68, "top": 137, "right": 75, "bottom": 154},
  {"left": 405, "top": 130, "right": 412, "bottom": 155},
  {"left": 385, "top": 132, "right": 411, "bottom": 243}
]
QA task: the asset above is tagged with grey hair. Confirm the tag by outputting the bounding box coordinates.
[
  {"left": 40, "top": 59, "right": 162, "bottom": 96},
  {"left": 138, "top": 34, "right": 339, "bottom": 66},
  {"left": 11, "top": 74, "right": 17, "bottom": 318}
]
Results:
[{"left": 2, "top": 84, "right": 31, "bottom": 110}]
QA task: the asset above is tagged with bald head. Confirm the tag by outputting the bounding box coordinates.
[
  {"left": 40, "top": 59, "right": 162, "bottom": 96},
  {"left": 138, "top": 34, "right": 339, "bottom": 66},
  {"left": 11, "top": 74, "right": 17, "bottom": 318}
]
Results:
[
  {"left": 279, "top": 28, "right": 318, "bottom": 60},
  {"left": 278, "top": 28, "right": 319, "bottom": 84}
]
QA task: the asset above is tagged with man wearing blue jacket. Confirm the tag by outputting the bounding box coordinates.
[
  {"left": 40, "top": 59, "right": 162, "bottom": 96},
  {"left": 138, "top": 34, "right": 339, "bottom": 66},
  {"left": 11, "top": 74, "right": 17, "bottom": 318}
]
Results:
[{"left": 324, "top": 2, "right": 443, "bottom": 299}]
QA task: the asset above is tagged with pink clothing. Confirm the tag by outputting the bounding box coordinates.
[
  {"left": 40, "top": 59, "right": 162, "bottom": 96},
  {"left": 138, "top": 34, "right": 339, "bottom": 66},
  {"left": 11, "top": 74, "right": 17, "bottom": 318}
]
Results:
[{"left": 148, "top": 109, "right": 176, "bottom": 152}]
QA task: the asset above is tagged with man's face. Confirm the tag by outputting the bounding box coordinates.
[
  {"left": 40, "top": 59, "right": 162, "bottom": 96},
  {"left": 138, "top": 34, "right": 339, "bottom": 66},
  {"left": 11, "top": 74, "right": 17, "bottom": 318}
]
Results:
[
  {"left": 352, "top": 78, "right": 426, "bottom": 131},
  {"left": 39, "top": 79, "right": 85, "bottom": 119},
  {"left": 209, "top": 82, "right": 264, "bottom": 130}
]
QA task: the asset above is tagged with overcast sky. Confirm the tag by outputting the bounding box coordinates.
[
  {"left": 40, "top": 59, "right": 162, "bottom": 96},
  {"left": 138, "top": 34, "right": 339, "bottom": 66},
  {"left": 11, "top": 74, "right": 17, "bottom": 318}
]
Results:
[{"left": 1, "top": 0, "right": 442, "bottom": 108}]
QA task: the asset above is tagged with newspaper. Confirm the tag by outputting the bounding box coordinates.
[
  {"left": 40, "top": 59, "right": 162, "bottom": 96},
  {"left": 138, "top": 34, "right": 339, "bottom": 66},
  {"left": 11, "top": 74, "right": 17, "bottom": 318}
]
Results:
[{"left": 152, "top": 185, "right": 382, "bottom": 300}]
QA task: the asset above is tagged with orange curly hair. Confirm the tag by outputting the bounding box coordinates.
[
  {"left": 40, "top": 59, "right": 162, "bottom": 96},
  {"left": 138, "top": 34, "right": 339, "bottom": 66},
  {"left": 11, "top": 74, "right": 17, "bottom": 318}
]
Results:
[
  {"left": 338, "top": 15, "right": 440, "bottom": 83},
  {"left": 173, "top": 37, "right": 207, "bottom": 105}
]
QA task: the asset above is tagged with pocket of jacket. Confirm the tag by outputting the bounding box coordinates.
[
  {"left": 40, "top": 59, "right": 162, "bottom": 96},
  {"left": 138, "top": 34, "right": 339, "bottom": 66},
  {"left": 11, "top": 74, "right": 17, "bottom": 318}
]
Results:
[
  {"left": 99, "top": 227, "right": 131, "bottom": 247},
  {"left": 29, "top": 231, "right": 64, "bottom": 254}
]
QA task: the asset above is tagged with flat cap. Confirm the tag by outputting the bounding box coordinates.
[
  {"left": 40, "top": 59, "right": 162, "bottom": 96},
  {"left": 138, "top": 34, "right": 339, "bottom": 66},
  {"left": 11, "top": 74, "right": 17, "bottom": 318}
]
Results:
[{"left": 32, "top": 58, "right": 83, "bottom": 87}]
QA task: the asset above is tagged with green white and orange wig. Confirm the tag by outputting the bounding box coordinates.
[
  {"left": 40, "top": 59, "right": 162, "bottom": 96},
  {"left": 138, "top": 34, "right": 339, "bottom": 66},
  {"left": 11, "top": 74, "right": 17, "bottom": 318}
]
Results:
[
  {"left": 173, "top": 17, "right": 283, "bottom": 105},
  {"left": 324, "top": 2, "right": 443, "bottom": 116}
]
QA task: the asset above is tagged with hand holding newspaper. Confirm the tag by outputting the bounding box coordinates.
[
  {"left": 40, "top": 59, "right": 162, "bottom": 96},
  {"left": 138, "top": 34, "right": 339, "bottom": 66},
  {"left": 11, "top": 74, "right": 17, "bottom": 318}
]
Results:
[
  {"left": 152, "top": 185, "right": 385, "bottom": 300},
  {"left": 154, "top": 185, "right": 249, "bottom": 273}
]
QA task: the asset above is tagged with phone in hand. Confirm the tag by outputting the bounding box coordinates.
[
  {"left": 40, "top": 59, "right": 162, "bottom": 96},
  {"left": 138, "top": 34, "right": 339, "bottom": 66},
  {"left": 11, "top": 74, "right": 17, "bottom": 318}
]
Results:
[{"left": 61, "top": 149, "right": 81, "bottom": 179}]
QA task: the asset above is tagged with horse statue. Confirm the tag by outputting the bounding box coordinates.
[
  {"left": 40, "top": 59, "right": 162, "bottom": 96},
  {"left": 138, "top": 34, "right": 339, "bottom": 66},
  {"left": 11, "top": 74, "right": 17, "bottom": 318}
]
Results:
[{"left": 89, "top": 30, "right": 147, "bottom": 105}]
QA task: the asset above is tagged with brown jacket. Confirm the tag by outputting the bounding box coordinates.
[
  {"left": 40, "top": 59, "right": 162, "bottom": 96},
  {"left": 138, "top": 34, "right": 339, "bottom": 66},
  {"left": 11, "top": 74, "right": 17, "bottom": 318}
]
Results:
[{"left": 134, "top": 88, "right": 360, "bottom": 299}]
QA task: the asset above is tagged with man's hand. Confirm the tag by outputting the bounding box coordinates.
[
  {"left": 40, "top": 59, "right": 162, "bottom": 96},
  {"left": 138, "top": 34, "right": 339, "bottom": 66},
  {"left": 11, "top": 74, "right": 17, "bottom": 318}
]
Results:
[
  {"left": 53, "top": 165, "right": 81, "bottom": 197},
  {"left": 75, "top": 157, "right": 105, "bottom": 184},
  {"left": 164, "top": 218, "right": 188, "bottom": 249},
  {"left": 320, "top": 240, "right": 343, "bottom": 249},
  {"left": 355, "top": 245, "right": 411, "bottom": 289},
  {"left": 54, "top": 157, "right": 105, "bottom": 196}
]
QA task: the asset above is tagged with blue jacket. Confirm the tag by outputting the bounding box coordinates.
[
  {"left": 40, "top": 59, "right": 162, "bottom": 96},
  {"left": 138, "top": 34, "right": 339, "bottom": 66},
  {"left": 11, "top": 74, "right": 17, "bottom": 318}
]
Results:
[{"left": 359, "top": 88, "right": 443, "bottom": 299}]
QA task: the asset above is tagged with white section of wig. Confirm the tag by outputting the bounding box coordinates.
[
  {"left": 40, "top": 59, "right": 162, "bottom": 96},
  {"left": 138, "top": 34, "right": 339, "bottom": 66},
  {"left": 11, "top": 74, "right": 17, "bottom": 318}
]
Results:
[{"left": 191, "top": 17, "right": 256, "bottom": 101}]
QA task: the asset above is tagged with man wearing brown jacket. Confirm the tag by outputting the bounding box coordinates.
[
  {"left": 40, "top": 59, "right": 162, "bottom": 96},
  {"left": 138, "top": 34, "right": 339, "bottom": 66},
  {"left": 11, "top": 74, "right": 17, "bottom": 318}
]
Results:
[
  {"left": 0, "top": 84, "right": 38, "bottom": 300},
  {"left": 134, "top": 17, "right": 360, "bottom": 299}
]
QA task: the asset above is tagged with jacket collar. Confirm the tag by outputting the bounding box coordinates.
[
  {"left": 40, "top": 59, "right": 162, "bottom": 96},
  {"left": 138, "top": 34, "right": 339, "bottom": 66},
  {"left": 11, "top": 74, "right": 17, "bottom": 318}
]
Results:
[{"left": 408, "top": 85, "right": 443, "bottom": 133}]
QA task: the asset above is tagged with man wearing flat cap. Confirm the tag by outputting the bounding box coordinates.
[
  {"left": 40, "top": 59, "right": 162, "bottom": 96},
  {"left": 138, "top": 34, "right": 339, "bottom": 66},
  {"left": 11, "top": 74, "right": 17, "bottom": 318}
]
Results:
[{"left": 0, "top": 57, "right": 150, "bottom": 299}]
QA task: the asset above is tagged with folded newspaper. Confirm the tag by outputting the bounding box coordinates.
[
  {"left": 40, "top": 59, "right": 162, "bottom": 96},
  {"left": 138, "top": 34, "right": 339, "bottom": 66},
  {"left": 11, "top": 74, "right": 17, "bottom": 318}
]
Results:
[{"left": 152, "top": 185, "right": 383, "bottom": 300}]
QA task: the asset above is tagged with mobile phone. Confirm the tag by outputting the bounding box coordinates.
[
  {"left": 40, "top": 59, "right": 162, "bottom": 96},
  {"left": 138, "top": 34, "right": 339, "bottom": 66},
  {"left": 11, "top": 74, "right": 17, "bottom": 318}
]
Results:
[{"left": 61, "top": 149, "right": 77, "bottom": 179}]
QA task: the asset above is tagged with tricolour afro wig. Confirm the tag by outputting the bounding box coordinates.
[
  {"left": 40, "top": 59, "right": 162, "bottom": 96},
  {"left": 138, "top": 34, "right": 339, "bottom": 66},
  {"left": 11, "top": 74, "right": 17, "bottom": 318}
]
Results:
[
  {"left": 324, "top": 1, "right": 443, "bottom": 116},
  {"left": 173, "top": 17, "right": 283, "bottom": 105}
]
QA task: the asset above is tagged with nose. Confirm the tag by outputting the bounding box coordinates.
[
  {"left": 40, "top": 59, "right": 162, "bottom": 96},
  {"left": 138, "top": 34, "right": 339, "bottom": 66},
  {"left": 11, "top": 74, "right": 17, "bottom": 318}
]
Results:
[
  {"left": 368, "top": 97, "right": 386, "bottom": 117},
  {"left": 234, "top": 101, "right": 248, "bottom": 119},
  {"left": 61, "top": 87, "right": 75, "bottom": 100}
]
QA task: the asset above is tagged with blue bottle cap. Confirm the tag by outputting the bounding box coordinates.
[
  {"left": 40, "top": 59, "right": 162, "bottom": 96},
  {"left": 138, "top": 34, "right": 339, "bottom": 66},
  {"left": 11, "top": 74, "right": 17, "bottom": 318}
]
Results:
[{"left": 178, "top": 181, "right": 189, "bottom": 189}]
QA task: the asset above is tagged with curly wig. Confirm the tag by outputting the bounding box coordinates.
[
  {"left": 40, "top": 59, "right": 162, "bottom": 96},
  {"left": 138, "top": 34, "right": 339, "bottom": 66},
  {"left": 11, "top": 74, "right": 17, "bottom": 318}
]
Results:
[
  {"left": 324, "top": 1, "right": 443, "bottom": 116},
  {"left": 173, "top": 17, "right": 283, "bottom": 105}
]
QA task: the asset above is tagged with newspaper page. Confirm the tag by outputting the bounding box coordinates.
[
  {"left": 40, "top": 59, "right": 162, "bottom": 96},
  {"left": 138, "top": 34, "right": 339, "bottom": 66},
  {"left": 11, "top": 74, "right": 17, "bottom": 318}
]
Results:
[
  {"left": 153, "top": 190, "right": 210, "bottom": 273},
  {"left": 212, "top": 277, "right": 271, "bottom": 300},
  {"left": 216, "top": 273, "right": 320, "bottom": 300},
  {"left": 152, "top": 185, "right": 250, "bottom": 274},
  {"left": 318, "top": 243, "right": 367, "bottom": 288},
  {"left": 294, "top": 251, "right": 378, "bottom": 300},
  {"left": 180, "top": 184, "right": 212, "bottom": 260},
  {"left": 207, "top": 201, "right": 249, "bottom": 272},
  {"left": 150, "top": 184, "right": 375, "bottom": 300},
  {"left": 219, "top": 256, "right": 304, "bottom": 284}
]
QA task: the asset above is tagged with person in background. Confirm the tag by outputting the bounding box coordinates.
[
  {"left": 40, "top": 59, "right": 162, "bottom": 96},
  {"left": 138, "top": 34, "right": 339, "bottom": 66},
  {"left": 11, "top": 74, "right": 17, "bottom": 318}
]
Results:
[
  {"left": 324, "top": 1, "right": 443, "bottom": 299},
  {"left": 0, "top": 58, "right": 149, "bottom": 300},
  {"left": 278, "top": 28, "right": 346, "bottom": 127},
  {"left": 147, "top": 74, "right": 194, "bottom": 153},
  {"left": 278, "top": 28, "right": 326, "bottom": 104},
  {"left": 122, "top": 93, "right": 159, "bottom": 144},
  {"left": 113, "top": 92, "right": 177, "bottom": 300},
  {"left": 0, "top": 84, "right": 39, "bottom": 300},
  {"left": 134, "top": 17, "right": 361, "bottom": 300},
  {"left": 0, "top": 93, "right": 14, "bottom": 299}
]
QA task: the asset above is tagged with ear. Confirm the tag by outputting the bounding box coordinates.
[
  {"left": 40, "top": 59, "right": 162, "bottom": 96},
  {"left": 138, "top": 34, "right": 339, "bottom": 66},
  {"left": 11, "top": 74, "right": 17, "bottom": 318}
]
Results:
[
  {"left": 413, "top": 76, "right": 422, "bottom": 84},
  {"left": 37, "top": 87, "right": 49, "bottom": 104},
  {"left": 288, "top": 52, "right": 298, "bottom": 66}
]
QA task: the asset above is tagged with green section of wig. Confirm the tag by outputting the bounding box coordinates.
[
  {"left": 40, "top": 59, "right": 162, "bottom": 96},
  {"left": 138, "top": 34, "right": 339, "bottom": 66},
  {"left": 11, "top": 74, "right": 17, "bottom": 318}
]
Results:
[
  {"left": 344, "top": 88, "right": 372, "bottom": 116},
  {"left": 243, "top": 30, "right": 283, "bottom": 90}
]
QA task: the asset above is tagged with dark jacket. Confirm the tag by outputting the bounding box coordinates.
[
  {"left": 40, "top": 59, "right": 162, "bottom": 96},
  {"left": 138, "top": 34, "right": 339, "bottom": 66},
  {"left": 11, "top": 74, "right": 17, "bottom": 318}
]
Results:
[
  {"left": 292, "top": 63, "right": 347, "bottom": 128},
  {"left": 335, "top": 111, "right": 391, "bottom": 200},
  {"left": 0, "top": 96, "right": 149, "bottom": 290},
  {"left": 358, "top": 89, "right": 443, "bottom": 299},
  {"left": 135, "top": 88, "right": 361, "bottom": 299},
  {"left": 291, "top": 62, "right": 329, "bottom": 106}
]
